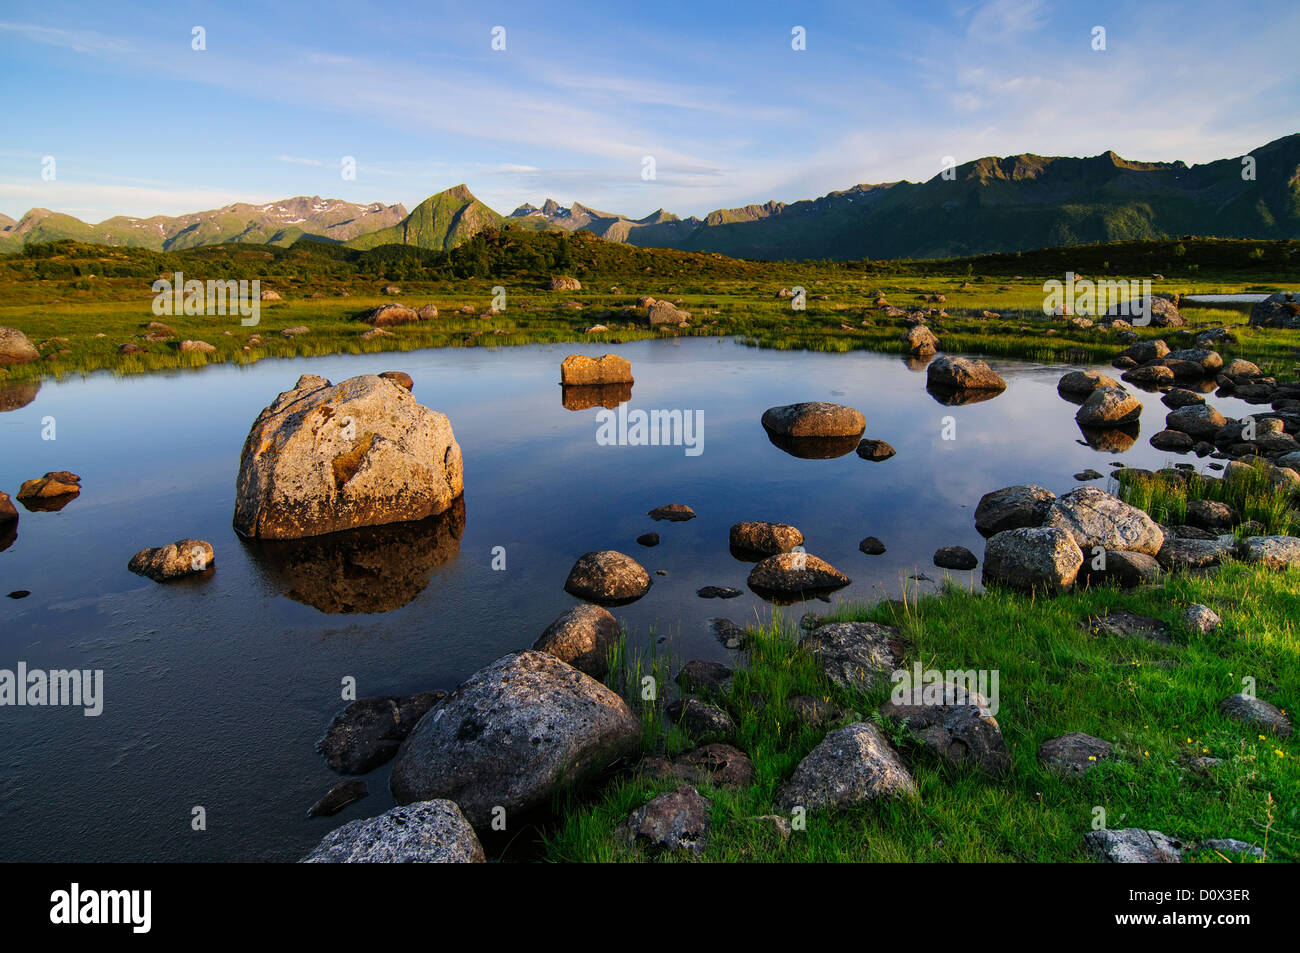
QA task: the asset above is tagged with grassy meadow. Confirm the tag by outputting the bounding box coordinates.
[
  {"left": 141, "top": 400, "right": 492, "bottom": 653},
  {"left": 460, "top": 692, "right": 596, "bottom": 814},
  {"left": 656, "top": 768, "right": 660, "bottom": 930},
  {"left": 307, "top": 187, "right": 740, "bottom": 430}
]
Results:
[
  {"left": 544, "top": 560, "right": 1298, "bottom": 862},
  {"left": 2, "top": 231, "right": 1299, "bottom": 385}
]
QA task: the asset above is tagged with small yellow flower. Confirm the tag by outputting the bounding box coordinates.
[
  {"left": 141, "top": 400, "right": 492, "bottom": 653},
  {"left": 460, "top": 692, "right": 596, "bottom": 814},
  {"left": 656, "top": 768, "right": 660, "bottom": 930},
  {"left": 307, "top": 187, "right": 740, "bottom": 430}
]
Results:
[
  {"left": 1202, "top": 748, "right": 1209, "bottom": 754},
  {"left": 1088, "top": 755, "right": 1097, "bottom": 762},
  {"left": 1186, "top": 738, "right": 1192, "bottom": 744},
  {"left": 1276, "top": 750, "right": 1285, "bottom": 758},
  {"left": 1143, "top": 750, "right": 1149, "bottom": 757},
  {"left": 1259, "top": 735, "right": 1267, "bottom": 741}
]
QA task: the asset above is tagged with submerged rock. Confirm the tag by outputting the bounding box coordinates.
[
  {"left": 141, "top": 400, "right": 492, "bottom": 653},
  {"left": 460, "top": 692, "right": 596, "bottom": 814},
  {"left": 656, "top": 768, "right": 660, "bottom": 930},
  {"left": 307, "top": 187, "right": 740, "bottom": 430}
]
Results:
[
  {"left": 316, "top": 691, "right": 447, "bottom": 774},
  {"left": 564, "top": 550, "right": 652, "bottom": 605},
  {"left": 856, "top": 438, "right": 896, "bottom": 461},
  {"left": 307, "top": 779, "right": 368, "bottom": 818},
  {"left": 127, "top": 538, "right": 214, "bottom": 581}
]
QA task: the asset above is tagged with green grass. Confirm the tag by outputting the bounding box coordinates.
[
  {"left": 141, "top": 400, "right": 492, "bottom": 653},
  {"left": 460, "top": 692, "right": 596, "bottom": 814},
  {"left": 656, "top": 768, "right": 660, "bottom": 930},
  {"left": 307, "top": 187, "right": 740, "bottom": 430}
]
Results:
[
  {"left": 2, "top": 234, "right": 1299, "bottom": 385},
  {"left": 544, "top": 564, "right": 1298, "bottom": 862},
  {"left": 1116, "top": 462, "right": 1300, "bottom": 537}
]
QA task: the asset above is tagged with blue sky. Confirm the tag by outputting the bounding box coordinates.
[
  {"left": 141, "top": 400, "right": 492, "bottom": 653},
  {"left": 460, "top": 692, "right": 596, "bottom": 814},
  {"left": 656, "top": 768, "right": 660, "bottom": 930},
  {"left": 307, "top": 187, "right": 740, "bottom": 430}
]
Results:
[{"left": 1, "top": 0, "right": 1296, "bottom": 222}]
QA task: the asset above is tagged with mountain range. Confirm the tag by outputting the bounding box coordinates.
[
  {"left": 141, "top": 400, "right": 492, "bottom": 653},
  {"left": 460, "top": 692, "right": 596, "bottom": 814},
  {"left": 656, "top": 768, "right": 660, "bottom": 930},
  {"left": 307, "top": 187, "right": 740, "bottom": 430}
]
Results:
[
  {"left": 5, "top": 135, "right": 1297, "bottom": 261},
  {"left": 0, "top": 196, "right": 407, "bottom": 253}
]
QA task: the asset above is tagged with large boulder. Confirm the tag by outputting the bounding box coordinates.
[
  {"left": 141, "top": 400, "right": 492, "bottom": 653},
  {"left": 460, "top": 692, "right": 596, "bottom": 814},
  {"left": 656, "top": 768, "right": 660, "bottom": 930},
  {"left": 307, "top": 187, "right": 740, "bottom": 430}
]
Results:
[
  {"left": 1075, "top": 385, "right": 1142, "bottom": 426},
  {"left": 390, "top": 651, "right": 641, "bottom": 826},
  {"left": 1044, "top": 486, "right": 1164, "bottom": 555},
  {"left": 563, "top": 550, "right": 651, "bottom": 604},
  {"left": 729, "top": 521, "right": 803, "bottom": 557},
  {"left": 550, "top": 275, "right": 582, "bottom": 292},
  {"left": 301, "top": 800, "right": 484, "bottom": 863},
  {"left": 760, "top": 402, "right": 865, "bottom": 438},
  {"left": 559, "top": 353, "right": 633, "bottom": 385},
  {"left": 127, "top": 538, "right": 214, "bottom": 581},
  {"left": 974, "top": 484, "right": 1057, "bottom": 537},
  {"left": 774, "top": 723, "right": 917, "bottom": 813},
  {"left": 532, "top": 604, "right": 621, "bottom": 678},
  {"left": 926, "top": 355, "right": 1007, "bottom": 393},
  {"left": 1248, "top": 291, "right": 1300, "bottom": 329},
  {"left": 800, "top": 622, "right": 906, "bottom": 693},
  {"left": 0, "top": 327, "right": 39, "bottom": 366},
  {"left": 232, "top": 374, "right": 464, "bottom": 539},
  {"left": 982, "top": 527, "right": 1084, "bottom": 592}
]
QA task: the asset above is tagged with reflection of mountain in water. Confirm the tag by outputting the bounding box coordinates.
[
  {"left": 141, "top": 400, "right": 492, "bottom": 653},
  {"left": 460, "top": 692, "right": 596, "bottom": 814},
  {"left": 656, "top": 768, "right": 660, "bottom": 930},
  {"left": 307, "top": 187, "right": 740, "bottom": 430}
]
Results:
[
  {"left": 561, "top": 383, "right": 632, "bottom": 411},
  {"left": 244, "top": 497, "right": 466, "bottom": 613},
  {"left": 0, "top": 380, "right": 39, "bottom": 413}
]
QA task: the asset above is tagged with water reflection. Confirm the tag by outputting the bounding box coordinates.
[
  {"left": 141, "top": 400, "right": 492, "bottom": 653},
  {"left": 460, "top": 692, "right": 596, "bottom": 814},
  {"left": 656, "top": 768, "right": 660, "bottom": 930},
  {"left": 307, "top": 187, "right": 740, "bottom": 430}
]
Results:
[
  {"left": 1077, "top": 423, "right": 1140, "bottom": 453},
  {"left": 242, "top": 497, "right": 466, "bottom": 613},
  {"left": 561, "top": 383, "right": 633, "bottom": 410},
  {"left": 0, "top": 380, "right": 39, "bottom": 413},
  {"left": 926, "top": 383, "right": 1005, "bottom": 406},
  {"left": 763, "top": 430, "right": 862, "bottom": 459}
]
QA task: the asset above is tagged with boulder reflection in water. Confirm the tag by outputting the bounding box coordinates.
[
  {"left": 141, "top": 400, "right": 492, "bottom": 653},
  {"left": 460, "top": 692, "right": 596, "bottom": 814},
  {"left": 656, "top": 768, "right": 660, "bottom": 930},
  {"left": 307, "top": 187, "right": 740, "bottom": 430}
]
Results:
[{"left": 244, "top": 496, "right": 465, "bottom": 613}]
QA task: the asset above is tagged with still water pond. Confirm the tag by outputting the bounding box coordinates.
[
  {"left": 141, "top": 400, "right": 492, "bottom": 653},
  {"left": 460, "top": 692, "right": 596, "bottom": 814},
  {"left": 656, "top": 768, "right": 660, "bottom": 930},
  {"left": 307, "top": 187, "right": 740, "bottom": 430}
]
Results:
[{"left": 0, "top": 337, "right": 1265, "bottom": 860}]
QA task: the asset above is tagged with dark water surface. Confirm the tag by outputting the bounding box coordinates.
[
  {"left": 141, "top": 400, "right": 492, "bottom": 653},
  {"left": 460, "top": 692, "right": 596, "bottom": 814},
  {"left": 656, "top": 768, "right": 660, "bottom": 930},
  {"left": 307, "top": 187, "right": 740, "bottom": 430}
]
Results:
[{"left": 0, "top": 338, "right": 1261, "bottom": 860}]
